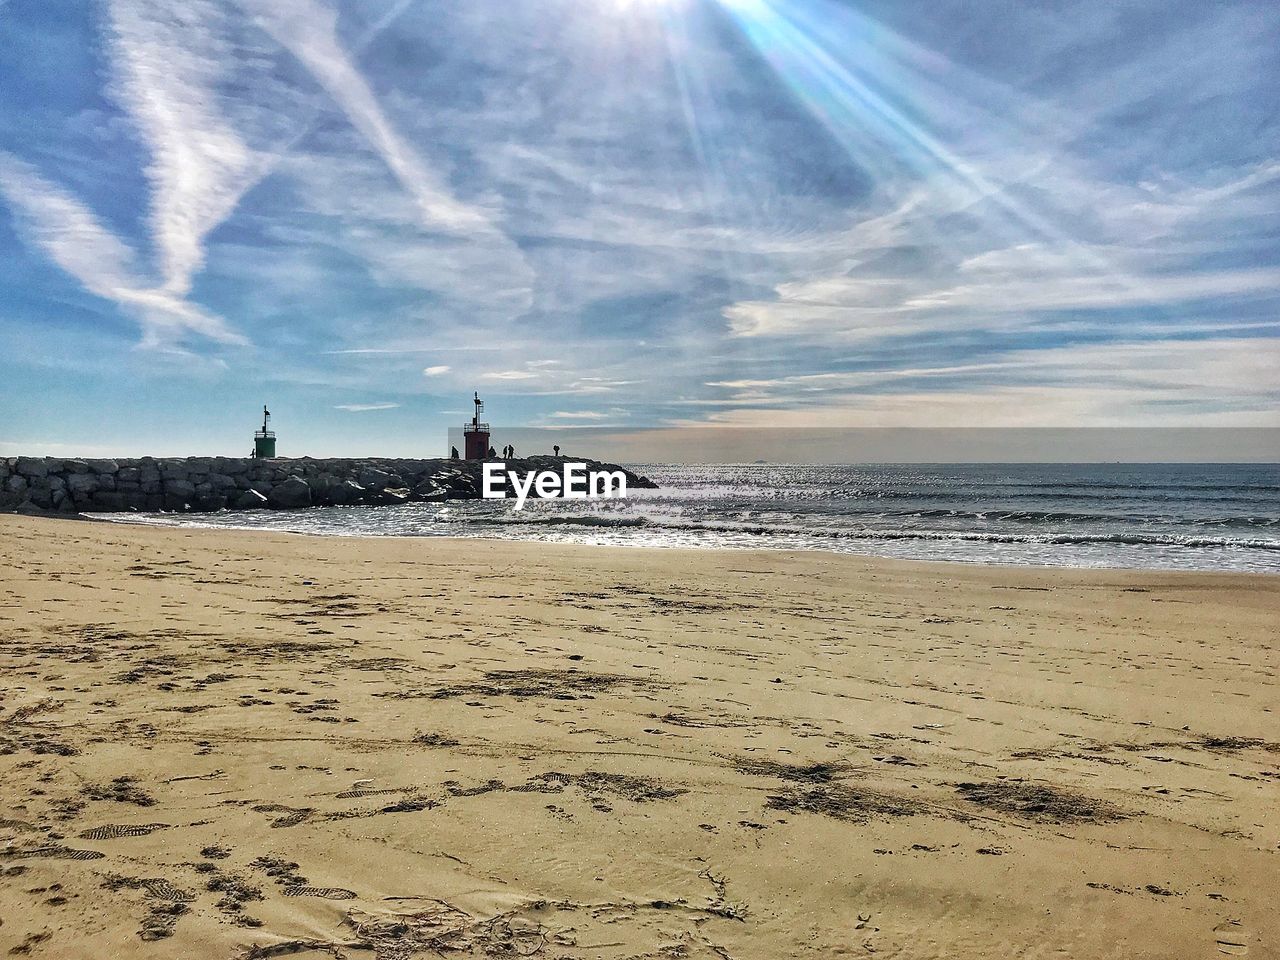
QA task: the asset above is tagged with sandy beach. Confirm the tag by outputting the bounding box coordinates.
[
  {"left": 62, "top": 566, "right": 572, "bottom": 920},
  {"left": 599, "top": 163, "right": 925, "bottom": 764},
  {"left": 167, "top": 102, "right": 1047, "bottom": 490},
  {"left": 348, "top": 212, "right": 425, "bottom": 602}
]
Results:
[{"left": 0, "top": 513, "right": 1275, "bottom": 959}]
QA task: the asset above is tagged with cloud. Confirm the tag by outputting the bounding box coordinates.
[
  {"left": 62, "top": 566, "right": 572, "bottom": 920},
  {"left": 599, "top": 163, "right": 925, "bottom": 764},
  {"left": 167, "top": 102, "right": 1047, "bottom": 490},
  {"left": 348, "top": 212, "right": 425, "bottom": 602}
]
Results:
[
  {"left": 236, "top": 0, "right": 489, "bottom": 233},
  {"left": 104, "top": 0, "right": 272, "bottom": 299},
  {"left": 689, "top": 337, "right": 1280, "bottom": 427},
  {"left": 0, "top": 152, "right": 243, "bottom": 346},
  {"left": 334, "top": 402, "right": 400, "bottom": 411},
  {"left": 2, "top": 0, "right": 1278, "bottom": 440},
  {"left": 549, "top": 410, "right": 611, "bottom": 419}
]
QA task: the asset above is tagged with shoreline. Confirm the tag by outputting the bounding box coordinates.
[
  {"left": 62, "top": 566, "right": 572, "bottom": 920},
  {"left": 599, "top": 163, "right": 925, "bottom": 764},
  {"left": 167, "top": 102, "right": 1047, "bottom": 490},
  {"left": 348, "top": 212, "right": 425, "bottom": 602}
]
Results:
[
  {"left": 0, "top": 513, "right": 1275, "bottom": 958},
  {"left": 74, "top": 509, "right": 1280, "bottom": 578}
]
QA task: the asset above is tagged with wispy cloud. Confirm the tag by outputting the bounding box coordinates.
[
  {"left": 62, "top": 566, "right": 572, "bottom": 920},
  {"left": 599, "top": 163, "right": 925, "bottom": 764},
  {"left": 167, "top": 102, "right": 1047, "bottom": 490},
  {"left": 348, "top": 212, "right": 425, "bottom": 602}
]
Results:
[
  {"left": 0, "top": 152, "right": 243, "bottom": 346},
  {"left": 422, "top": 365, "right": 451, "bottom": 376},
  {"left": 690, "top": 337, "right": 1280, "bottom": 427},
  {"left": 236, "top": 0, "right": 488, "bottom": 233},
  {"left": 104, "top": 0, "right": 271, "bottom": 300},
  {"left": 334, "top": 401, "right": 399, "bottom": 411},
  {"left": 549, "top": 410, "right": 611, "bottom": 420}
]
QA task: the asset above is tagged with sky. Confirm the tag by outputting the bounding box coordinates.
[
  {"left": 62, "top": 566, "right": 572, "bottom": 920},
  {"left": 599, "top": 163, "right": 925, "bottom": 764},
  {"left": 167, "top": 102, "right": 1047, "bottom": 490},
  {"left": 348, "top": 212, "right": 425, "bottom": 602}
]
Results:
[{"left": 1, "top": 0, "right": 1278, "bottom": 460}]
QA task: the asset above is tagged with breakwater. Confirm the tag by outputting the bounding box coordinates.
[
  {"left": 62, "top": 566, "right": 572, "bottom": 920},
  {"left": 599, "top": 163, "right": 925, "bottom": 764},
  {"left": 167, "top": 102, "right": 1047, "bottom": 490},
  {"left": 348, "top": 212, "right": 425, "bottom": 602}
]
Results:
[{"left": 0, "top": 455, "right": 655, "bottom": 514}]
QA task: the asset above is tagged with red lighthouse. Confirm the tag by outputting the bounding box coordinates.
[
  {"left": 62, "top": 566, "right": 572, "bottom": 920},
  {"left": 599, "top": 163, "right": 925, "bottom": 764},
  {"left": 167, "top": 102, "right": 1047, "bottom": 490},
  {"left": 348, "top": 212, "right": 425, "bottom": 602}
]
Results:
[{"left": 463, "top": 391, "right": 491, "bottom": 460}]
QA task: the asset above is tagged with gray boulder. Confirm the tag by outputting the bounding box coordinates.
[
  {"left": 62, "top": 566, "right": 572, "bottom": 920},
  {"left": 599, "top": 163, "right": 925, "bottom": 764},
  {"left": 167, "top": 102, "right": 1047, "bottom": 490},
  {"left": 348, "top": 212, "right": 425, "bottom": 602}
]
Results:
[
  {"left": 15, "top": 457, "right": 49, "bottom": 479},
  {"left": 328, "top": 480, "right": 365, "bottom": 504},
  {"left": 66, "top": 473, "right": 100, "bottom": 496},
  {"left": 25, "top": 478, "right": 53, "bottom": 509},
  {"left": 233, "top": 489, "right": 269, "bottom": 509},
  {"left": 267, "top": 477, "right": 312, "bottom": 509},
  {"left": 413, "top": 479, "right": 449, "bottom": 502},
  {"left": 91, "top": 491, "right": 134, "bottom": 510},
  {"left": 375, "top": 487, "right": 411, "bottom": 505},
  {"left": 165, "top": 479, "right": 197, "bottom": 499},
  {"left": 193, "top": 492, "right": 227, "bottom": 511},
  {"left": 357, "top": 467, "right": 392, "bottom": 490}
]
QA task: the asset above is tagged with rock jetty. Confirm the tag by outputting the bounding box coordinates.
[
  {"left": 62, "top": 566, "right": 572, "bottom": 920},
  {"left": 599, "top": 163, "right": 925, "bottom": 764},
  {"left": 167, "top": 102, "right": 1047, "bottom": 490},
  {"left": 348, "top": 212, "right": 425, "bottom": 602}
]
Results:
[{"left": 0, "top": 456, "right": 655, "bottom": 515}]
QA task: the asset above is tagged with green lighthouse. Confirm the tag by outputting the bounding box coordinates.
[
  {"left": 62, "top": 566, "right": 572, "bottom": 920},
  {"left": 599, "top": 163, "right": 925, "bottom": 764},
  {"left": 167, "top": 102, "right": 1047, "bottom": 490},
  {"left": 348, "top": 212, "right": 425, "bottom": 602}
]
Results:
[{"left": 252, "top": 405, "right": 276, "bottom": 458}]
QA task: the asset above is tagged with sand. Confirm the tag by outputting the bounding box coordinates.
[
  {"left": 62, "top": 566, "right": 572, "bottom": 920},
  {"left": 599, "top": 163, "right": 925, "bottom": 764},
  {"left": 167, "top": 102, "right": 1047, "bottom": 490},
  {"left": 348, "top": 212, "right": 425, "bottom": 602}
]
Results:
[{"left": 0, "top": 514, "right": 1275, "bottom": 959}]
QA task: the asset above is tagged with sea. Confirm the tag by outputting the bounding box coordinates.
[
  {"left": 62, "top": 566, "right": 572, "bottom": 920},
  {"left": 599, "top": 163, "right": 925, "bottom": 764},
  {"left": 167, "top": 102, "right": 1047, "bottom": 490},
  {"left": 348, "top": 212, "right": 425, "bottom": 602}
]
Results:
[{"left": 100, "top": 463, "right": 1280, "bottom": 573}]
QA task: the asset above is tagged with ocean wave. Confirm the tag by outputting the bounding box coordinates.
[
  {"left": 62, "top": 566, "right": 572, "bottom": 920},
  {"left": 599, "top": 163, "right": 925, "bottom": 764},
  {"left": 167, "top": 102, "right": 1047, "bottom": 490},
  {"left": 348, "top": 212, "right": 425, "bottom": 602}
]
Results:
[
  {"left": 516, "top": 517, "right": 1280, "bottom": 550},
  {"left": 871, "top": 509, "right": 1278, "bottom": 527},
  {"left": 486, "top": 514, "right": 649, "bottom": 529},
  {"left": 451, "top": 511, "right": 1280, "bottom": 551},
  {"left": 643, "top": 486, "right": 1279, "bottom": 506}
]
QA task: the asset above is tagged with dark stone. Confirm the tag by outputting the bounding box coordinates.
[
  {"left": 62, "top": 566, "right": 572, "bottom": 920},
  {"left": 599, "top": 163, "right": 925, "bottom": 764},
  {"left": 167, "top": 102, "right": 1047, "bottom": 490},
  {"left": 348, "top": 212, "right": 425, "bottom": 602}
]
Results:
[
  {"left": 328, "top": 480, "right": 365, "bottom": 505},
  {"left": 91, "top": 491, "right": 133, "bottom": 510},
  {"left": 194, "top": 493, "right": 228, "bottom": 511},
  {"left": 413, "top": 480, "right": 449, "bottom": 502},
  {"left": 374, "top": 487, "right": 411, "bottom": 505},
  {"left": 66, "top": 473, "right": 100, "bottom": 497},
  {"left": 267, "top": 477, "right": 312, "bottom": 509},
  {"left": 15, "top": 457, "right": 49, "bottom": 478},
  {"left": 357, "top": 468, "right": 393, "bottom": 490},
  {"left": 26, "top": 478, "right": 54, "bottom": 508},
  {"left": 165, "top": 479, "right": 197, "bottom": 499},
  {"left": 233, "top": 489, "right": 269, "bottom": 509}
]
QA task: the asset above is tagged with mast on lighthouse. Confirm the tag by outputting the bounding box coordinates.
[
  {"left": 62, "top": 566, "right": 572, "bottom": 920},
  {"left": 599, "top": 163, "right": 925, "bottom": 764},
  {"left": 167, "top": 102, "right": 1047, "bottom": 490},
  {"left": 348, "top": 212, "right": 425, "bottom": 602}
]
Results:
[
  {"left": 462, "top": 392, "right": 490, "bottom": 460},
  {"left": 252, "top": 405, "right": 277, "bottom": 458}
]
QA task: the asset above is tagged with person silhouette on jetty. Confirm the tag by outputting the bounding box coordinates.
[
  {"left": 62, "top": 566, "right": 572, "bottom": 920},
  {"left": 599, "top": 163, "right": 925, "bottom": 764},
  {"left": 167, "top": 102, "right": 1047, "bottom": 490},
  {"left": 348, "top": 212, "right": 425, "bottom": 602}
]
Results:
[{"left": 553, "top": 444, "right": 561, "bottom": 457}]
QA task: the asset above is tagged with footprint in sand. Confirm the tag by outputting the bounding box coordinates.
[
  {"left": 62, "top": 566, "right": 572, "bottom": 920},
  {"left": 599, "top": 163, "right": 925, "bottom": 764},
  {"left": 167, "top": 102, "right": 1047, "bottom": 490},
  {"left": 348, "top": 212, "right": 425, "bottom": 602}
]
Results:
[
  {"left": 2, "top": 846, "right": 104, "bottom": 860},
  {"left": 78, "top": 823, "right": 170, "bottom": 840},
  {"left": 251, "top": 804, "right": 314, "bottom": 828},
  {"left": 1213, "top": 919, "right": 1249, "bottom": 956},
  {"left": 283, "top": 885, "right": 357, "bottom": 900},
  {"left": 141, "top": 879, "right": 195, "bottom": 903}
]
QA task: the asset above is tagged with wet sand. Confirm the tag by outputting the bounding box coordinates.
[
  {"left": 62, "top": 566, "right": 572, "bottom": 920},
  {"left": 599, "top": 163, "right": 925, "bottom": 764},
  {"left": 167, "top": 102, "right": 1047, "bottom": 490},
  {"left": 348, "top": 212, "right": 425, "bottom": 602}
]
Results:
[{"left": 0, "top": 513, "right": 1275, "bottom": 959}]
